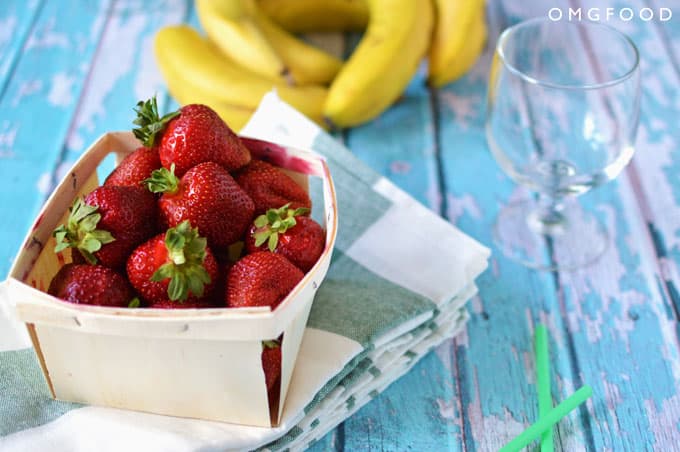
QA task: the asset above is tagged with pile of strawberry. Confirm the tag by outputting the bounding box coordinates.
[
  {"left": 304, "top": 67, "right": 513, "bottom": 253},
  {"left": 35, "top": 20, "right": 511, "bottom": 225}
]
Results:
[{"left": 47, "top": 97, "right": 327, "bottom": 397}]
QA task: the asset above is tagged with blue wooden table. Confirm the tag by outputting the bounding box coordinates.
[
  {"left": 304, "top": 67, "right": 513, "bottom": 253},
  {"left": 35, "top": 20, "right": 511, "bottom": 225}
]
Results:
[{"left": 2, "top": 0, "right": 680, "bottom": 450}]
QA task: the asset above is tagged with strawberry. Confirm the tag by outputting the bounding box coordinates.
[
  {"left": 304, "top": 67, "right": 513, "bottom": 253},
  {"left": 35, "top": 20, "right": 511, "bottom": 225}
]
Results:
[
  {"left": 48, "top": 263, "right": 136, "bottom": 307},
  {"left": 262, "top": 339, "right": 282, "bottom": 392},
  {"left": 146, "top": 162, "right": 255, "bottom": 248},
  {"left": 209, "top": 260, "right": 233, "bottom": 307},
  {"left": 127, "top": 220, "right": 218, "bottom": 305},
  {"left": 54, "top": 186, "right": 157, "bottom": 269},
  {"left": 103, "top": 146, "right": 161, "bottom": 188},
  {"left": 234, "top": 160, "right": 311, "bottom": 216},
  {"left": 132, "top": 97, "right": 250, "bottom": 177},
  {"left": 245, "top": 204, "right": 325, "bottom": 272},
  {"left": 147, "top": 299, "right": 218, "bottom": 309},
  {"left": 226, "top": 252, "right": 304, "bottom": 309}
]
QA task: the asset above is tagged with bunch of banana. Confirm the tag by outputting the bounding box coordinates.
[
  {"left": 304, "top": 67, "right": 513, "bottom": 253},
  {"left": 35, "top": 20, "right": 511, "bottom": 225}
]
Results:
[
  {"left": 153, "top": 0, "right": 487, "bottom": 131},
  {"left": 154, "top": 26, "right": 329, "bottom": 128},
  {"left": 324, "top": 0, "right": 434, "bottom": 127},
  {"left": 428, "top": 0, "right": 487, "bottom": 87},
  {"left": 257, "top": 0, "right": 369, "bottom": 32},
  {"left": 195, "top": 0, "right": 343, "bottom": 85}
]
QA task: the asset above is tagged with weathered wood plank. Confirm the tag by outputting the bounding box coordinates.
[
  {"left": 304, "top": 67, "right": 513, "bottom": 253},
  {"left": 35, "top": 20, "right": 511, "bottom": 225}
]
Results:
[
  {"left": 59, "top": 0, "right": 190, "bottom": 184},
  {"left": 343, "top": 349, "right": 466, "bottom": 451},
  {"left": 435, "top": 1, "right": 602, "bottom": 450},
  {"left": 0, "top": 0, "right": 111, "bottom": 277},
  {"left": 549, "top": 0, "right": 680, "bottom": 449},
  {"left": 617, "top": 0, "right": 680, "bottom": 316},
  {"left": 0, "top": 0, "right": 43, "bottom": 98},
  {"left": 457, "top": 0, "right": 680, "bottom": 450}
]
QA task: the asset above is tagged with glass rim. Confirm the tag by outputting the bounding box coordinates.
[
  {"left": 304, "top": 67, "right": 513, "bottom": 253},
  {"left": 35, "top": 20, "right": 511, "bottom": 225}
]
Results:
[{"left": 496, "top": 17, "right": 640, "bottom": 90}]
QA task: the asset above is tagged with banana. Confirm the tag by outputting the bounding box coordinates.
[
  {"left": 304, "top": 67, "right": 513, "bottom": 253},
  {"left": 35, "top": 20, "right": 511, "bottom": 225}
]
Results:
[
  {"left": 323, "top": 0, "right": 433, "bottom": 127},
  {"left": 428, "top": 0, "right": 487, "bottom": 87},
  {"left": 157, "top": 46, "right": 254, "bottom": 132},
  {"left": 154, "top": 25, "right": 327, "bottom": 121},
  {"left": 195, "top": 0, "right": 286, "bottom": 79},
  {"left": 257, "top": 0, "right": 369, "bottom": 32},
  {"left": 252, "top": 4, "right": 343, "bottom": 85}
]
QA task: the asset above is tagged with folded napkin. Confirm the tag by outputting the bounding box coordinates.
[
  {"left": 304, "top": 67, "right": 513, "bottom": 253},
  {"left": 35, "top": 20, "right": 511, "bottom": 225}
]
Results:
[{"left": 0, "top": 93, "right": 489, "bottom": 452}]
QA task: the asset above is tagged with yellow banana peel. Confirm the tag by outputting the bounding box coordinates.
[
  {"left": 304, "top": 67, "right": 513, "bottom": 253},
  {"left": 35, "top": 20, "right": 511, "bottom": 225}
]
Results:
[
  {"left": 196, "top": 0, "right": 286, "bottom": 79},
  {"left": 257, "top": 0, "right": 369, "bottom": 32},
  {"left": 428, "top": 0, "right": 487, "bottom": 87},
  {"left": 252, "top": 5, "right": 343, "bottom": 85},
  {"left": 154, "top": 25, "right": 328, "bottom": 121},
  {"left": 324, "top": 0, "right": 433, "bottom": 127}
]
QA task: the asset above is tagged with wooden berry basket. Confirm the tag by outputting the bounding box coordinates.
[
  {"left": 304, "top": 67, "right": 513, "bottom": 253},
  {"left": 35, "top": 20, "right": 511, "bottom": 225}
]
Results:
[{"left": 5, "top": 131, "right": 338, "bottom": 428}]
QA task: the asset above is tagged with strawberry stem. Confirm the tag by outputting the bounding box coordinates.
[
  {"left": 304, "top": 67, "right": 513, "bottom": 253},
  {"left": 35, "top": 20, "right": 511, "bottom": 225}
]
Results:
[
  {"left": 145, "top": 163, "right": 179, "bottom": 194},
  {"left": 262, "top": 339, "right": 281, "bottom": 349},
  {"left": 53, "top": 198, "right": 115, "bottom": 265},
  {"left": 252, "top": 203, "right": 310, "bottom": 252},
  {"left": 150, "top": 220, "right": 211, "bottom": 301},
  {"left": 132, "top": 95, "right": 180, "bottom": 147},
  {"left": 128, "top": 297, "right": 141, "bottom": 308}
]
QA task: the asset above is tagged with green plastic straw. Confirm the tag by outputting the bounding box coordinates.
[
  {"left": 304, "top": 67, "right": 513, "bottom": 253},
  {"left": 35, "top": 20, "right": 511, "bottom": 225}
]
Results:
[
  {"left": 499, "top": 385, "right": 592, "bottom": 452},
  {"left": 535, "top": 325, "right": 554, "bottom": 452}
]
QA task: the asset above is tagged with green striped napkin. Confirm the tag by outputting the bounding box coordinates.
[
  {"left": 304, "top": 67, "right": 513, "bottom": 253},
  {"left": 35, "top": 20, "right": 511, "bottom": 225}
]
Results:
[{"left": 0, "top": 93, "right": 489, "bottom": 451}]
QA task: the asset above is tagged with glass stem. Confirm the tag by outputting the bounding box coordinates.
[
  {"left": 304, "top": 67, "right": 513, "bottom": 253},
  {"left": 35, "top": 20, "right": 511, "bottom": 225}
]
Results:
[{"left": 529, "top": 193, "right": 567, "bottom": 235}]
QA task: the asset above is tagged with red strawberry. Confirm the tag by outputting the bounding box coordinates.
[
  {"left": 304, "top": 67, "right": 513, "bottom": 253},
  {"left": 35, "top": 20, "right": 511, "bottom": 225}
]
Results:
[
  {"left": 132, "top": 97, "right": 250, "bottom": 177},
  {"left": 127, "top": 220, "right": 218, "bottom": 305},
  {"left": 226, "top": 252, "right": 304, "bottom": 309},
  {"left": 209, "top": 260, "right": 233, "bottom": 306},
  {"left": 262, "top": 339, "right": 282, "bottom": 392},
  {"left": 246, "top": 204, "right": 325, "bottom": 272},
  {"left": 147, "top": 162, "right": 255, "bottom": 248},
  {"left": 103, "top": 146, "right": 161, "bottom": 188},
  {"left": 148, "top": 299, "right": 218, "bottom": 309},
  {"left": 234, "top": 160, "right": 311, "bottom": 216},
  {"left": 48, "top": 263, "right": 135, "bottom": 307},
  {"left": 54, "top": 186, "right": 157, "bottom": 269}
]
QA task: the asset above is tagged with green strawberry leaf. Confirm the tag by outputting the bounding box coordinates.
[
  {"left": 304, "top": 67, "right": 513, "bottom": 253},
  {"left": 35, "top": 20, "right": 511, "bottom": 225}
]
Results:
[
  {"left": 80, "top": 250, "right": 97, "bottom": 265},
  {"left": 254, "top": 231, "right": 270, "bottom": 247},
  {"left": 187, "top": 280, "right": 203, "bottom": 299},
  {"left": 293, "top": 207, "right": 310, "bottom": 216},
  {"left": 80, "top": 236, "right": 102, "bottom": 253},
  {"left": 52, "top": 197, "right": 115, "bottom": 265},
  {"left": 268, "top": 233, "right": 279, "bottom": 252},
  {"left": 128, "top": 297, "right": 141, "bottom": 308},
  {"left": 151, "top": 221, "right": 212, "bottom": 302},
  {"left": 90, "top": 230, "right": 115, "bottom": 244},
  {"left": 249, "top": 203, "right": 306, "bottom": 253},
  {"left": 144, "top": 164, "right": 179, "bottom": 194},
  {"left": 254, "top": 215, "right": 268, "bottom": 228},
  {"left": 132, "top": 96, "right": 180, "bottom": 148},
  {"left": 168, "top": 272, "right": 187, "bottom": 301},
  {"left": 79, "top": 213, "right": 100, "bottom": 232},
  {"left": 266, "top": 210, "right": 279, "bottom": 224},
  {"left": 151, "top": 262, "right": 175, "bottom": 282}
]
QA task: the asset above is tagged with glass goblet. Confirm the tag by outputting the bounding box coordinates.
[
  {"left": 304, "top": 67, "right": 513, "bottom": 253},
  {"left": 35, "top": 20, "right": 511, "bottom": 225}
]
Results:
[{"left": 486, "top": 18, "right": 640, "bottom": 270}]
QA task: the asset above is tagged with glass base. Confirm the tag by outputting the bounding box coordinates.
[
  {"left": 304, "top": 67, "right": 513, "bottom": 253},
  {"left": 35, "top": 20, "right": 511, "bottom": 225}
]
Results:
[{"left": 493, "top": 199, "right": 608, "bottom": 271}]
